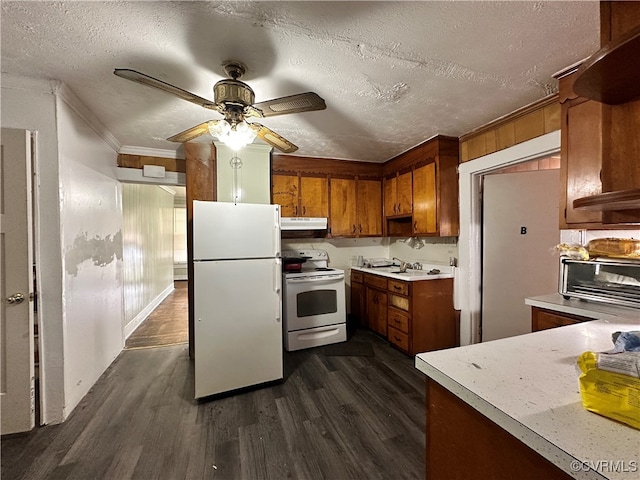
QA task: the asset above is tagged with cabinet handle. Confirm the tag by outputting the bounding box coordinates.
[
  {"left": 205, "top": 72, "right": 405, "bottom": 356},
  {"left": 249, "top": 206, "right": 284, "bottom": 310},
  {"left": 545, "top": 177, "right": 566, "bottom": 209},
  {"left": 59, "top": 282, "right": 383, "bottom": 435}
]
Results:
[
  {"left": 394, "top": 336, "right": 401, "bottom": 342},
  {"left": 397, "top": 203, "right": 401, "bottom": 212},
  {"left": 394, "top": 318, "right": 400, "bottom": 324},
  {"left": 302, "top": 206, "right": 306, "bottom": 215},
  {"left": 359, "top": 225, "right": 362, "bottom": 233},
  {"left": 352, "top": 224, "right": 356, "bottom": 233},
  {"left": 414, "top": 221, "right": 417, "bottom": 231},
  {"left": 393, "top": 204, "right": 397, "bottom": 214},
  {"left": 294, "top": 205, "right": 298, "bottom": 215},
  {"left": 393, "top": 285, "right": 401, "bottom": 290}
]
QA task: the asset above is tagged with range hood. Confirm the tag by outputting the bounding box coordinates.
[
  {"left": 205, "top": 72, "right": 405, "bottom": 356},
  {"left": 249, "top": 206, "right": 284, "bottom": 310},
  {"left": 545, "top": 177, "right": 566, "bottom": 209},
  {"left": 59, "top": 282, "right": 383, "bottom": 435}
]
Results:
[{"left": 280, "top": 217, "right": 328, "bottom": 230}]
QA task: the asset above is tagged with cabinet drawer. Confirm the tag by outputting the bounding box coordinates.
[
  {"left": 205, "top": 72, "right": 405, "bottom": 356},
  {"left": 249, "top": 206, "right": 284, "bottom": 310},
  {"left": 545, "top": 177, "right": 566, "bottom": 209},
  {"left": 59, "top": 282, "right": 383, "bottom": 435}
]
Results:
[
  {"left": 364, "top": 273, "right": 388, "bottom": 290},
  {"left": 388, "top": 308, "right": 409, "bottom": 334},
  {"left": 351, "top": 271, "right": 363, "bottom": 283},
  {"left": 388, "top": 279, "right": 409, "bottom": 296},
  {"left": 388, "top": 326, "right": 409, "bottom": 352},
  {"left": 532, "top": 308, "right": 585, "bottom": 332},
  {"left": 389, "top": 293, "right": 410, "bottom": 312}
]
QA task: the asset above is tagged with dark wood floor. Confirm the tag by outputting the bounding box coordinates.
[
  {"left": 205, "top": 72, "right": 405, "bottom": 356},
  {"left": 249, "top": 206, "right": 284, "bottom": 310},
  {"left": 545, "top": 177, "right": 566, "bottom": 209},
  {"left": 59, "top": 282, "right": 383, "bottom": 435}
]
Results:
[
  {"left": 2, "top": 329, "right": 426, "bottom": 480},
  {"left": 125, "top": 281, "right": 188, "bottom": 349}
]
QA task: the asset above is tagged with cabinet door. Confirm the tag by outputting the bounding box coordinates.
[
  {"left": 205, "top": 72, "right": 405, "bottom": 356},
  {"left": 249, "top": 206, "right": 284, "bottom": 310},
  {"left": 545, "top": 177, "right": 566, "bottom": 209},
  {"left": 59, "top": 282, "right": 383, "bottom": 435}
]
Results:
[
  {"left": 413, "top": 163, "right": 437, "bottom": 234},
  {"left": 561, "top": 99, "right": 603, "bottom": 226},
  {"left": 366, "top": 287, "right": 387, "bottom": 336},
  {"left": 300, "top": 176, "right": 328, "bottom": 218},
  {"left": 351, "top": 280, "right": 365, "bottom": 328},
  {"left": 330, "top": 178, "right": 357, "bottom": 236},
  {"left": 384, "top": 176, "right": 397, "bottom": 216},
  {"left": 397, "top": 172, "right": 413, "bottom": 215},
  {"left": 272, "top": 174, "right": 299, "bottom": 217},
  {"left": 357, "top": 179, "right": 382, "bottom": 236}
]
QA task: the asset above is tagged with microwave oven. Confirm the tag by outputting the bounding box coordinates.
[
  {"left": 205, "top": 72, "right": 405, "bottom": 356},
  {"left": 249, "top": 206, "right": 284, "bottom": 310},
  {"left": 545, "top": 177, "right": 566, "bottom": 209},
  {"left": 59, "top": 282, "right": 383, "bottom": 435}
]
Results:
[{"left": 559, "top": 257, "right": 640, "bottom": 309}]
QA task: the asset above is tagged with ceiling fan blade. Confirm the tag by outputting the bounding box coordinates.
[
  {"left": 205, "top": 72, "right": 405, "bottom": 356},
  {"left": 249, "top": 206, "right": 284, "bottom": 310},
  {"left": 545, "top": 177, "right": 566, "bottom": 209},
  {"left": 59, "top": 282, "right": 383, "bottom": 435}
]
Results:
[
  {"left": 252, "top": 92, "right": 326, "bottom": 118},
  {"left": 114, "top": 69, "right": 217, "bottom": 110},
  {"left": 249, "top": 123, "right": 298, "bottom": 153},
  {"left": 167, "top": 121, "right": 215, "bottom": 143}
]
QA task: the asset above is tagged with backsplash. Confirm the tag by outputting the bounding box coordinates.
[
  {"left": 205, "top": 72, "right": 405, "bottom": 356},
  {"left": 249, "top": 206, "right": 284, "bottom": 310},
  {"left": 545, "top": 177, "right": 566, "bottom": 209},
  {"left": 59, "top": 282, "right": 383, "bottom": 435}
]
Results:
[
  {"left": 281, "top": 236, "right": 459, "bottom": 271},
  {"left": 281, "top": 237, "right": 389, "bottom": 271},
  {"left": 388, "top": 236, "right": 458, "bottom": 266}
]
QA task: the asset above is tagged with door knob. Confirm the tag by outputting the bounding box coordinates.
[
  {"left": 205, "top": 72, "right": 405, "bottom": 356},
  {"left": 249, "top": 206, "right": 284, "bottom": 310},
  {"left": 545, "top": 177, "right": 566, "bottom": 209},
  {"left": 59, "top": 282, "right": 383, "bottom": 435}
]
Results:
[{"left": 6, "top": 293, "right": 25, "bottom": 304}]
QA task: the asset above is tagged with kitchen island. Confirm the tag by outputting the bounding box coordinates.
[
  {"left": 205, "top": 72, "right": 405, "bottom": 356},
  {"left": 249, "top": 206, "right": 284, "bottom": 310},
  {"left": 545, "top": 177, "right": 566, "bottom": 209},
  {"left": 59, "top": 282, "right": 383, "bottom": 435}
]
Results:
[{"left": 415, "top": 316, "right": 640, "bottom": 480}]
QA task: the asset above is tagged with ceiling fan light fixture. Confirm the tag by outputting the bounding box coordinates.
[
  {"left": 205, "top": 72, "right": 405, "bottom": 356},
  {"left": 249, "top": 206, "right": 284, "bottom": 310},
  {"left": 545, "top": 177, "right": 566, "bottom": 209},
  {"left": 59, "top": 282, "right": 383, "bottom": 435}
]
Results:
[{"left": 208, "top": 119, "right": 257, "bottom": 151}]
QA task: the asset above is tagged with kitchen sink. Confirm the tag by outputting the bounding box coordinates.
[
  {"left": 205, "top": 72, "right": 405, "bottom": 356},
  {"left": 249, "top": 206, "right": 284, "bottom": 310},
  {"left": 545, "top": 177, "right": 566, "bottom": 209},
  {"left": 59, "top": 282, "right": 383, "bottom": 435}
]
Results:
[{"left": 390, "top": 269, "right": 441, "bottom": 277}]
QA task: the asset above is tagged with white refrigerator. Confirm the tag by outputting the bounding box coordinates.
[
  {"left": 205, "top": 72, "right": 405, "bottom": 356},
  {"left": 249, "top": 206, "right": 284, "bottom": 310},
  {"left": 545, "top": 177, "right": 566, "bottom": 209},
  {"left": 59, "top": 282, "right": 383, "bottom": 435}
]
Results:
[{"left": 192, "top": 200, "right": 282, "bottom": 399}]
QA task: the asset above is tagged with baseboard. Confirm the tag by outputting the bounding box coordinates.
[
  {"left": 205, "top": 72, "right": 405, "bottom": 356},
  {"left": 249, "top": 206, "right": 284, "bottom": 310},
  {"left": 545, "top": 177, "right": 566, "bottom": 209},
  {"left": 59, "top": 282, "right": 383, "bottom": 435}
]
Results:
[{"left": 124, "top": 283, "right": 175, "bottom": 339}]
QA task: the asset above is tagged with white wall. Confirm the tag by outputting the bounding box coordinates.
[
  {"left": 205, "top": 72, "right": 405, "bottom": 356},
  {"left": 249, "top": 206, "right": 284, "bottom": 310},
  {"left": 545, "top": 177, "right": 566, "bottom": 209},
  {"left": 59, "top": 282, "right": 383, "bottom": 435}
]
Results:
[
  {"left": 216, "top": 143, "right": 272, "bottom": 204},
  {"left": 122, "top": 184, "right": 175, "bottom": 336},
  {"left": 1, "top": 76, "right": 66, "bottom": 424},
  {"left": 1, "top": 75, "right": 127, "bottom": 423},
  {"left": 56, "top": 93, "right": 124, "bottom": 416}
]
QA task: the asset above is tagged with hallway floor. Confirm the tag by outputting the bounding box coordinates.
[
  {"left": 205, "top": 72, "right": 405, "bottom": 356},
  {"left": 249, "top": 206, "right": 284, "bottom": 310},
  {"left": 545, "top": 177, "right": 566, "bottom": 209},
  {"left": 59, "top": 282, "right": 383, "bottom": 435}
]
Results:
[{"left": 125, "top": 281, "right": 188, "bottom": 349}]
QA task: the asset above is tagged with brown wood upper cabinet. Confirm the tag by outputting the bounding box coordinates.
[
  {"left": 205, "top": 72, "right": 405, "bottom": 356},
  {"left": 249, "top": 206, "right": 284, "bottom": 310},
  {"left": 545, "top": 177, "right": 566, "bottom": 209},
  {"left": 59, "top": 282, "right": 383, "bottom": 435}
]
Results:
[
  {"left": 557, "top": 70, "right": 605, "bottom": 228},
  {"left": 272, "top": 174, "right": 328, "bottom": 218},
  {"left": 412, "top": 162, "right": 437, "bottom": 235},
  {"left": 383, "top": 135, "right": 460, "bottom": 237},
  {"left": 356, "top": 179, "right": 383, "bottom": 236},
  {"left": 384, "top": 171, "right": 412, "bottom": 217},
  {"left": 330, "top": 178, "right": 382, "bottom": 237},
  {"left": 557, "top": 4, "right": 640, "bottom": 226}
]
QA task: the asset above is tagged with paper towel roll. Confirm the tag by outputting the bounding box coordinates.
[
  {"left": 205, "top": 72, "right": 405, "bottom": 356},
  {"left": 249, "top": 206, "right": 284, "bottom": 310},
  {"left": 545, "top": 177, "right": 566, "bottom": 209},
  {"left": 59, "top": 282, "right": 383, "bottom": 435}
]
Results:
[{"left": 452, "top": 266, "right": 461, "bottom": 311}]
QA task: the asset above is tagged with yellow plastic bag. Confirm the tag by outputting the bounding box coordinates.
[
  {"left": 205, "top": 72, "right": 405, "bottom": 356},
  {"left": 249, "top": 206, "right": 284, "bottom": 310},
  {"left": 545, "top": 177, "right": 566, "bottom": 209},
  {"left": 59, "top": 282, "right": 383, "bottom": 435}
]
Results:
[{"left": 577, "top": 351, "right": 640, "bottom": 430}]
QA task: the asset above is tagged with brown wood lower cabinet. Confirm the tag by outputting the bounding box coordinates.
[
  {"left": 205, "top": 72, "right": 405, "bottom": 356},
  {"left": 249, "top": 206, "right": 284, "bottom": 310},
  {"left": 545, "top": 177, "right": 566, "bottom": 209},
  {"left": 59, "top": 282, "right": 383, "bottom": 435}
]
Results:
[
  {"left": 351, "top": 271, "right": 457, "bottom": 355},
  {"left": 531, "top": 306, "right": 591, "bottom": 332},
  {"left": 364, "top": 274, "right": 388, "bottom": 337},
  {"left": 426, "top": 379, "right": 574, "bottom": 480}
]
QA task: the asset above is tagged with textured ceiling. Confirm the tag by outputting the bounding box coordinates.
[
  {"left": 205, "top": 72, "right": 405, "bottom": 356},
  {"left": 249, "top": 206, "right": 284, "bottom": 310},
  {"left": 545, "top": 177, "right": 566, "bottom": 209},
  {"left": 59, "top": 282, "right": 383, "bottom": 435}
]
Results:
[{"left": 1, "top": 1, "right": 600, "bottom": 162}]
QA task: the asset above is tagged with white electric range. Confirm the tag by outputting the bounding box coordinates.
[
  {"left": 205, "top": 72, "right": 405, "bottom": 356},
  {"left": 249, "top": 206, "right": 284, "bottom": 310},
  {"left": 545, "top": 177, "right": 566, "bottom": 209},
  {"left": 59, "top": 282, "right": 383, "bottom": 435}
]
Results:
[{"left": 281, "top": 249, "right": 347, "bottom": 351}]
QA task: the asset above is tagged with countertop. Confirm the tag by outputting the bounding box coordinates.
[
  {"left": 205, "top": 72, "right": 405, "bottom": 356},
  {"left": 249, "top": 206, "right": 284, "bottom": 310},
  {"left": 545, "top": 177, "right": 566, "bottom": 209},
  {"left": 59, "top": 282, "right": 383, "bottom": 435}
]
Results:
[
  {"left": 351, "top": 265, "right": 454, "bottom": 282},
  {"left": 526, "top": 293, "right": 639, "bottom": 321},
  {"left": 415, "top": 317, "right": 640, "bottom": 480}
]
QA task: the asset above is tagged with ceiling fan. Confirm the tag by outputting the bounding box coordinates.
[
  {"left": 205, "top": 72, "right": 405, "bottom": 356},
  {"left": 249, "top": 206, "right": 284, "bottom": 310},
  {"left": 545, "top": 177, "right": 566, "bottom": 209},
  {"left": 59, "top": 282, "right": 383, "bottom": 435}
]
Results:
[{"left": 113, "top": 61, "right": 326, "bottom": 153}]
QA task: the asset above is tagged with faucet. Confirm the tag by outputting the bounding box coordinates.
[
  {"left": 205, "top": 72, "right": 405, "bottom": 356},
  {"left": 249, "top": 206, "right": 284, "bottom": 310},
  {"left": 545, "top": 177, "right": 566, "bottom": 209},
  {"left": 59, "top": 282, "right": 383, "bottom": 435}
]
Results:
[{"left": 392, "top": 257, "right": 411, "bottom": 272}]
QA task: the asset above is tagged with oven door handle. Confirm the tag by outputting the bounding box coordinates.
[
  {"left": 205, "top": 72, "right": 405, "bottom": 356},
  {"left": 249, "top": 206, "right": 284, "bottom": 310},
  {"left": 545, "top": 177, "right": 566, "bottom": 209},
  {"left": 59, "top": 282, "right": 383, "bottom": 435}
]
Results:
[{"left": 286, "top": 274, "right": 345, "bottom": 284}]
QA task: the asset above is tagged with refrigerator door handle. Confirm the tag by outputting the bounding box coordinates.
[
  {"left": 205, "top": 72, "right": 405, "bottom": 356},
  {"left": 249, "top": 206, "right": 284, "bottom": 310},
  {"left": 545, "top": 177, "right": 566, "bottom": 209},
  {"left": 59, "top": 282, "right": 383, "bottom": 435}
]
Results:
[
  {"left": 274, "top": 206, "right": 281, "bottom": 257},
  {"left": 274, "top": 259, "right": 282, "bottom": 322}
]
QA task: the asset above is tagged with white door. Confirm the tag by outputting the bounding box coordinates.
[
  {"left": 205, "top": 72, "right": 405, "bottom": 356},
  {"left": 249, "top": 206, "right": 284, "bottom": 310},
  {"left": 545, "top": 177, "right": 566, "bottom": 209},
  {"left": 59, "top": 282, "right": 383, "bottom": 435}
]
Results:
[
  {"left": 192, "top": 201, "right": 280, "bottom": 260},
  {"left": 1, "top": 128, "right": 36, "bottom": 434},
  {"left": 482, "top": 169, "right": 560, "bottom": 341},
  {"left": 193, "top": 258, "right": 282, "bottom": 398}
]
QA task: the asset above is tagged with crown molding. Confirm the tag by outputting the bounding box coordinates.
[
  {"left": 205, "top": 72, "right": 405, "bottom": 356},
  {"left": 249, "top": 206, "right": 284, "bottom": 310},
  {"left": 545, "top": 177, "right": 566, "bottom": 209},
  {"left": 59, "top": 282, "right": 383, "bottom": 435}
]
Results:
[
  {"left": 119, "top": 145, "right": 185, "bottom": 160},
  {"left": 54, "top": 82, "right": 121, "bottom": 153}
]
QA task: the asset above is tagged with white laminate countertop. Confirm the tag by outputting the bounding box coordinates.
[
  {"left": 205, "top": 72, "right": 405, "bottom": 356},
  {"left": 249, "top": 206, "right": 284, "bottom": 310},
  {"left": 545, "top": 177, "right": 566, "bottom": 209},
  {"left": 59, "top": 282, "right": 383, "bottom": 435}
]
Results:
[
  {"left": 526, "top": 293, "right": 639, "bottom": 321},
  {"left": 351, "top": 265, "right": 454, "bottom": 282},
  {"left": 415, "top": 317, "right": 640, "bottom": 480}
]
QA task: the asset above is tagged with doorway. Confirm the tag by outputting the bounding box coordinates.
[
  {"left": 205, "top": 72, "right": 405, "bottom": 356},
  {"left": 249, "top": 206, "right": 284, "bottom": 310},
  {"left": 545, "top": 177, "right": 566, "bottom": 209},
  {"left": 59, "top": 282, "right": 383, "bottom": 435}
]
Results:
[
  {"left": 457, "top": 131, "right": 561, "bottom": 345},
  {"left": 481, "top": 163, "right": 560, "bottom": 341},
  {"left": 121, "top": 184, "right": 188, "bottom": 349}
]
